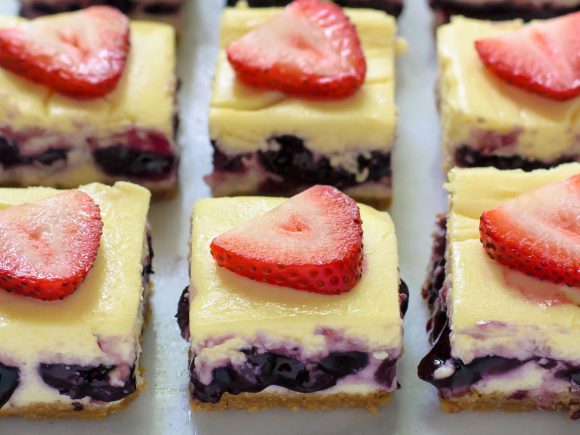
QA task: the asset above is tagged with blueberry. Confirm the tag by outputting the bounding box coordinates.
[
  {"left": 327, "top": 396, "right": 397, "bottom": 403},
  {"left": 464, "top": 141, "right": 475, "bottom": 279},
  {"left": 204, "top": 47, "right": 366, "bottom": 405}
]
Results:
[
  {"left": 93, "top": 146, "right": 175, "bottom": 180},
  {"left": 39, "top": 364, "right": 136, "bottom": 402},
  {"left": 0, "top": 362, "right": 19, "bottom": 409},
  {"left": 175, "top": 286, "right": 190, "bottom": 340},
  {"left": 319, "top": 351, "right": 368, "bottom": 377},
  {"left": 454, "top": 146, "right": 575, "bottom": 172}
]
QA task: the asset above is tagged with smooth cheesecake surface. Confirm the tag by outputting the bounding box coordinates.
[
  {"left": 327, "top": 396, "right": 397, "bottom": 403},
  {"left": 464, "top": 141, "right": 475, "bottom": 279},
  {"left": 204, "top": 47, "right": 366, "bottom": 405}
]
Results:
[
  {"left": 210, "top": 8, "right": 400, "bottom": 154},
  {"left": 189, "top": 196, "right": 402, "bottom": 353},
  {"left": 438, "top": 17, "right": 579, "bottom": 161},
  {"left": 0, "top": 16, "right": 176, "bottom": 137},
  {"left": 0, "top": 182, "right": 150, "bottom": 363},
  {"left": 446, "top": 164, "right": 580, "bottom": 363}
]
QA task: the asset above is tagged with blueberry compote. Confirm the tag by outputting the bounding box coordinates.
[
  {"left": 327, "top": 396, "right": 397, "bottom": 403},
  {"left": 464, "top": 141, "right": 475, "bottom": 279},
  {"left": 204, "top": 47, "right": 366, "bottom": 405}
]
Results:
[
  {"left": 191, "top": 349, "right": 375, "bottom": 403},
  {"left": 94, "top": 146, "right": 175, "bottom": 180},
  {"left": 39, "top": 364, "right": 136, "bottom": 402},
  {"left": 418, "top": 219, "right": 580, "bottom": 408},
  {"left": 0, "top": 137, "right": 66, "bottom": 169},
  {"left": 212, "top": 135, "right": 391, "bottom": 192},
  {"left": 0, "top": 362, "right": 19, "bottom": 409},
  {"left": 181, "top": 281, "right": 409, "bottom": 403},
  {"left": 454, "top": 146, "right": 576, "bottom": 172}
]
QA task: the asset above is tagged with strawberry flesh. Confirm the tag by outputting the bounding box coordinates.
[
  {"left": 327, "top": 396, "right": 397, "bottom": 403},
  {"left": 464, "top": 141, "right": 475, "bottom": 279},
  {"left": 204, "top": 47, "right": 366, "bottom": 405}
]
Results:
[
  {"left": 0, "top": 191, "right": 103, "bottom": 301},
  {"left": 210, "top": 185, "right": 364, "bottom": 295},
  {"left": 475, "top": 12, "right": 580, "bottom": 101},
  {"left": 480, "top": 173, "right": 580, "bottom": 288},
  {"left": 226, "top": 0, "right": 366, "bottom": 99},
  {"left": 0, "top": 6, "right": 130, "bottom": 98}
]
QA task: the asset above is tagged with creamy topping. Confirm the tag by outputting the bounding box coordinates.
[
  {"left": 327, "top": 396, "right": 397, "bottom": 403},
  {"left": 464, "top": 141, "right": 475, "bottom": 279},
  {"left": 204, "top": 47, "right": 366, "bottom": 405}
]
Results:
[
  {"left": 0, "top": 17, "right": 176, "bottom": 138},
  {"left": 210, "top": 8, "right": 400, "bottom": 156},
  {"left": 445, "top": 164, "right": 580, "bottom": 364},
  {"left": 189, "top": 196, "right": 402, "bottom": 353},
  {"left": 438, "top": 17, "right": 580, "bottom": 162}
]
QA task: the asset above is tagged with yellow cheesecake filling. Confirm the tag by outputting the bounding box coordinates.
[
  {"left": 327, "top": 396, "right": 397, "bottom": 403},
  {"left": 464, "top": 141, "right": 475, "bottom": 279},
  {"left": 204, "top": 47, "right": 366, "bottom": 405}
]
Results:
[
  {"left": 438, "top": 17, "right": 580, "bottom": 169},
  {"left": 446, "top": 164, "right": 580, "bottom": 364},
  {"left": 210, "top": 8, "right": 400, "bottom": 156},
  {"left": 0, "top": 182, "right": 150, "bottom": 409}
]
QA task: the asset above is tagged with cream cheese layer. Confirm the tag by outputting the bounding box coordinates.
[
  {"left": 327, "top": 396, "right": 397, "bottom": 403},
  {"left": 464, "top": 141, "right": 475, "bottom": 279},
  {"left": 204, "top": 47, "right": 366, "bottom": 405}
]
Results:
[
  {"left": 0, "top": 17, "right": 176, "bottom": 137},
  {"left": 446, "top": 164, "right": 580, "bottom": 364},
  {"left": 0, "top": 182, "right": 150, "bottom": 364},
  {"left": 189, "top": 197, "right": 402, "bottom": 356},
  {"left": 210, "top": 8, "right": 400, "bottom": 155},
  {"left": 438, "top": 17, "right": 580, "bottom": 161}
]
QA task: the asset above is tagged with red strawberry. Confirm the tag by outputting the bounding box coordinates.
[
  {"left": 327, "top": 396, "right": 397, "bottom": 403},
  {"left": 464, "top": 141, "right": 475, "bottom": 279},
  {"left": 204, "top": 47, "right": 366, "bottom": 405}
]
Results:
[
  {"left": 0, "top": 191, "right": 103, "bottom": 301},
  {"left": 226, "top": 0, "right": 366, "bottom": 99},
  {"left": 480, "top": 173, "right": 580, "bottom": 288},
  {"left": 474, "top": 12, "right": 580, "bottom": 101},
  {"left": 210, "top": 185, "right": 364, "bottom": 295},
  {"left": 0, "top": 6, "right": 130, "bottom": 98}
]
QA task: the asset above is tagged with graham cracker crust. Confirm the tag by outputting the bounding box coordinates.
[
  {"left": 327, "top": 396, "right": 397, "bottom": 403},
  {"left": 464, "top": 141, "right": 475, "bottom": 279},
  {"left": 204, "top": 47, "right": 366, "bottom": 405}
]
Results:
[
  {"left": 0, "top": 378, "right": 145, "bottom": 420},
  {"left": 191, "top": 390, "right": 392, "bottom": 413},
  {"left": 440, "top": 391, "right": 580, "bottom": 419}
]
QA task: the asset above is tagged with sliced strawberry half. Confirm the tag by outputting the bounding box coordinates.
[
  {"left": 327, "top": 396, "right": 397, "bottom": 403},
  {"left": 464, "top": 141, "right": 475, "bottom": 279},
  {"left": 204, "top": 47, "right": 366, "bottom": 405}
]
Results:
[
  {"left": 0, "top": 6, "right": 130, "bottom": 98},
  {"left": 226, "top": 0, "right": 366, "bottom": 99},
  {"left": 0, "top": 191, "right": 103, "bottom": 301},
  {"left": 210, "top": 185, "right": 364, "bottom": 295},
  {"left": 474, "top": 12, "right": 580, "bottom": 101},
  {"left": 480, "top": 173, "right": 580, "bottom": 288}
]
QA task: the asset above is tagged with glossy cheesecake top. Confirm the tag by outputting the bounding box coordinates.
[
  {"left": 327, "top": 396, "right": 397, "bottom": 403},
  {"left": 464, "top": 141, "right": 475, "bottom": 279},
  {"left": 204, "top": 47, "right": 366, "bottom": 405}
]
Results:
[
  {"left": 438, "top": 17, "right": 579, "bottom": 161},
  {"left": 210, "top": 7, "right": 400, "bottom": 154},
  {"left": 189, "top": 196, "right": 402, "bottom": 355},
  {"left": 446, "top": 164, "right": 580, "bottom": 363},
  {"left": 0, "top": 16, "right": 176, "bottom": 137},
  {"left": 0, "top": 182, "right": 150, "bottom": 365}
]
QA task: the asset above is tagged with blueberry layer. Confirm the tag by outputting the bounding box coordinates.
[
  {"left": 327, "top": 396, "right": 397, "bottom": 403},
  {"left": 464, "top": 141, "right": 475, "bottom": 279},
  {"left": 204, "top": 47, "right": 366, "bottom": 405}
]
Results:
[
  {"left": 20, "top": 1, "right": 182, "bottom": 17},
  {"left": 191, "top": 348, "right": 389, "bottom": 403},
  {"left": 418, "top": 216, "right": 580, "bottom": 413},
  {"left": 0, "top": 137, "right": 67, "bottom": 169},
  {"left": 211, "top": 135, "right": 392, "bottom": 193},
  {"left": 94, "top": 146, "right": 175, "bottom": 180},
  {"left": 0, "top": 362, "right": 20, "bottom": 409},
  {"left": 454, "top": 146, "right": 577, "bottom": 172},
  {"left": 430, "top": 0, "right": 580, "bottom": 21},
  {"left": 39, "top": 364, "right": 137, "bottom": 402},
  {"left": 225, "top": 0, "right": 403, "bottom": 16}
]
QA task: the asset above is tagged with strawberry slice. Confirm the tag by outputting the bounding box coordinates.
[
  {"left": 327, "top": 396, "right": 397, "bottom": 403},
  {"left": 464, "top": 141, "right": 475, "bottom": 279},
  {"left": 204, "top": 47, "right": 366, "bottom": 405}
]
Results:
[
  {"left": 0, "top": 191, "right": 103, "bottom": 301},
  {"left": 210, "top": 185, "right": 364, "bottom": 295},
  {"left": 226, "top": 0, "right": 366, "bottom": 99},
  {"left": 480, "top": 174, "right": 580, "bottom": 288},
  {"left": 0, "top": 6, "right": 130, "bottom": 98},
  {"left": 474, "top": 12, "right": 580, "bottom": 101}
]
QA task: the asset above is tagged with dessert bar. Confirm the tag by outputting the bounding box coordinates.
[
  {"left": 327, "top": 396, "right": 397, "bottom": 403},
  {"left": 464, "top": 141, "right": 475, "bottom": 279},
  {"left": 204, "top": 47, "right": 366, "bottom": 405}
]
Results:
[
  {"left": 0, "top": 9, "right": 178, "bottom": 197},
  {"left": 226, "top": 0, "right": 404, "bottom": 17},
  {"left": 429, "top": 0, "right": 579, "bottom": 25},
  {"left": 419, "top": 164, "right": 580, "bottom": 419},
  {"left": 20, "top": 0, "right": 183, "bottom": 27},
  {"left": 0, "top": 182, "right": 152, "bottom": 419},
  {"left": 177, "top": 186, "right": 406, "bottom": 411},
  {"left": 206, "top": 3, "right": 401, "bottom": 208},
  {"left": 437, "top": 16, "right": 579, "bottom": 173}
]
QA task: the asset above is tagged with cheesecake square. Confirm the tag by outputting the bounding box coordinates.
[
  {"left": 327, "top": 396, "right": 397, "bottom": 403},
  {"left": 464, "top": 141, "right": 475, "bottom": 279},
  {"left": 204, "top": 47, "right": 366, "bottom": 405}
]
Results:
[
  {"left": 205, "top": 7, "right": 400, "bottom": 209},
  {"left": 429, "top": 0, "right": 579, "bottom": 25},
  {"left": 0, "top": 15, "right": 178, "bottom": 198},
  {"left": 20, "top": 0, "right": 183, "bottom": 27},
  {"left": 437, "top": 17, "right": 579, "bottom": 173},
  {"left": 177, "top": 196, "right": 406, "bottom": 411},
  {"left": 225, "top": 0, "right": 404, "bottom": 17},
  {"left": 0, "top": 182, "right": 151, "bottom": 419},
  {"left": 419, "top": 163, "right": 580, "bottom": 419}
]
